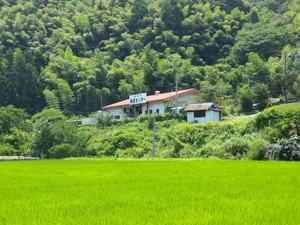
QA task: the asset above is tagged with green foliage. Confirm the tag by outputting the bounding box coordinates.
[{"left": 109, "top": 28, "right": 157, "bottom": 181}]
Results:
[
  {"left": 97, "top": 113, "right": 112, "bottom": 128},
  {"left": 223, "top": 136, "right": 250, "bottom": 157},
  {"left": 266, "top": 135, "right": 300, "bottom": 161},
  {"left": 57, "top": 79, "right": 76, "bottom": 115},
  {"left": 248, "top": 138, "right": 269, "bottom": 160},
  {"left": 0, "top": 0, "right": 296, "bottom": 115},
  {"left": 49, "top": 144, "right": 76, "bottom": 159},
  {"left": 255, "top": 103, "right": 300, "bottom": 139},
  {"left": 0, "top": 105, "right": 30, "bottom": 134},
  {"left": 43, "top": 89, "right": 60, "bottom": 110},
  {"left": 32, "top": 119, "right": 54, "bottom": 158},
  {"left": 0, "top": 128, "right": 32, "bottom": 156},
  {"left": 252, "top": 83, "right": 270, "bottom": 110},
  {"left": 1, "top": 0, "right": 300, "bottom": 159},
  {"left": 31, "top": 108, "right": 65, "bottom": 122},
  {"left": 0, "top": 143, "right": 15, "bottom": 156},
  {"left": 236, "top": 85, "right": 254, "bottom": 112}
]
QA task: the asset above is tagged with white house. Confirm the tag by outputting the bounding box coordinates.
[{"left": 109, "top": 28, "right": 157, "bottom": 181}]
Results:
[
  {"left": 184, "top": 103, "right": 221, "bottom": 124},
  {"left": 102, "top": 88, "right": 200, "bottom": 119}
]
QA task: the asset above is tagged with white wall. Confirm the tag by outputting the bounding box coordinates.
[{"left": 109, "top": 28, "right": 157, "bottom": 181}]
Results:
[
  {"left": 169, "top": 93, "right": 197, "bottom": 108},
  {"left": 82, "top": 117, "right": 97, "bottom": 125},
  {"left": 108, "top": 108, "right": 124, "bottom": 119},
  {"left": 143, "top": 101, "right": 166, "bottom": 115},
  {"left": 187, "top": 110, "right": 220, "bottom": 123}
]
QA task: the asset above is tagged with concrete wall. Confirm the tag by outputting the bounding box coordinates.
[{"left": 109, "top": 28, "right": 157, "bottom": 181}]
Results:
[
  {"left": 82, "top": 117, "right": 97, "bottom": 125},
  {"left": 187, "top": 110, "right": 220, "bottom": 123}
]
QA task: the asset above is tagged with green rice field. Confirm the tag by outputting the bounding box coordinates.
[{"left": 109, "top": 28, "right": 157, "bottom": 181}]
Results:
[{"left": 1, "top": 159, "right": 299, "bottom": 224}]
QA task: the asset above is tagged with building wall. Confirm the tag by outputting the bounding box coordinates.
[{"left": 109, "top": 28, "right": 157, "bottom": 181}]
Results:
[
  {"left": 169, "top": 94, "right": 197, "bottom": 108},
  {"left": 82, "top": 117, "right": 97, "bottom": 125},
  {"left": 187, "top": 110, "right": 220, "bottom": 123},
  {"left": 142, "top": 101, "right": 165, "bottom": 115},
  {"left": 108, "top": 108, "right": 124, "bottom": 119}
]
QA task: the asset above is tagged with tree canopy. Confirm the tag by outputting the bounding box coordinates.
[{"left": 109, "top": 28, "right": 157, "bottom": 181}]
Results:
[{"left": 0, "top": 0, "right": 299, "bottom": 116}]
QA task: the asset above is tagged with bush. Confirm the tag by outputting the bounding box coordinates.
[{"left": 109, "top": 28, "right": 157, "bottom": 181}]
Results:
[
  {"left": 255, "top": 103, "right": 300, "bottom": 138},
  {"left": 248, "top": 138, "right": 269, "bottom": 160},
  {"left": 49, "top": 144, "right": 75, "bottom": 159},
  {"left": 97, "top": 113, "right": 112, "bottom": 128},
  {"left": 115, "top": 146, "right": 151, "bottom": 158},
  {"left": 0, "top": 143, "right": 15, "bottom": 156},
  {"left": 266, "top": 135, "right": 300, "bottom": 161},
  {"left": 223, "top": 137, "right": 250, "bottom": 156},
  {"left": 196, "top": 141, "right": 233, "bottom": 159}
]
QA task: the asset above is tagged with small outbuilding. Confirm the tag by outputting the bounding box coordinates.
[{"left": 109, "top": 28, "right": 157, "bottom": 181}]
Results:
[{"left": 184, "top": 103, "right": 221, "bottom": 124}]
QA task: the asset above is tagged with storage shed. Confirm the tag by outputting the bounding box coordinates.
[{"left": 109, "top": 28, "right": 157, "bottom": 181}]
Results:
[{"left": 184, "top": 103, "right": 221, "bottom": 123}]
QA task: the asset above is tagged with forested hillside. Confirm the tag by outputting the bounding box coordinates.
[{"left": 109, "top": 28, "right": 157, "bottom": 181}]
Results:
[{"left": 0, "top": 0, "right": 300, "bottom": 116}]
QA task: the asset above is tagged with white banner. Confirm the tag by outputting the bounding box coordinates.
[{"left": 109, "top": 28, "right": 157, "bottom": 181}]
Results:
[{"left": 130, "top": 93, "right": 147, "bottom": 105}]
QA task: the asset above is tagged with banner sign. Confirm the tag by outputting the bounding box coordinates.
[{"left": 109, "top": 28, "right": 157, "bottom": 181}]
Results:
[{"left": 130, "top": 93, "right": 147, "bottom": 105}]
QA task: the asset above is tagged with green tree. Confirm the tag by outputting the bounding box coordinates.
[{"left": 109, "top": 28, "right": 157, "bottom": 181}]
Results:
[
  {"left": 0, "top": 105, "right": 29, "bottom": 134},
  {"left": 236, "top": 85, "right": 254, "bottom": 112},
  {"left": 43, "top": 89, "right": 60, "bottom": 110},
  {"left": 253, "top": 83, "right": 270, "bottom": 110},
  {"left": 32, "top": 118, "right": 54, "bottom": 158},
  {"left": 231, "top": 22, "right": 290, "bottom": 65},
  {"left": 57, "top": 79, "right": 76, "bottom": 115}
]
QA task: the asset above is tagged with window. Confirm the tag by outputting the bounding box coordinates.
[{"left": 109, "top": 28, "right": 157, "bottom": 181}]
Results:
[
  {"left": 156, "top": 109, "right": 159, "bottom": 114},
  {"left": 194, "top": 111, "right": 206, "bottom": 118},
  {"left": 115, "top": 115, "right": 120, "bottom": 119},
  {"left": 149, "top": 110, "right": 153, "bottom": 114},
  {"left": 145, "top": 110, "right": 148, "bottom": 115}
]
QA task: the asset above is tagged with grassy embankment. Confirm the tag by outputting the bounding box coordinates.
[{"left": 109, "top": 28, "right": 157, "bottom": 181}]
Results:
[{"left": 1, "top": 159, "right": 299, "bottom": 224}]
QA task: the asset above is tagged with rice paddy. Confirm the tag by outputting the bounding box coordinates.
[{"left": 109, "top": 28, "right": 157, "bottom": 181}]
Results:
[{"left": 0, "top": 159, "right": 299, "bottom": 224}]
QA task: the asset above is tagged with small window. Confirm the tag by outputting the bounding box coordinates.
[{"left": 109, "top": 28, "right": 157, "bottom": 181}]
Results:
[
  {"left": 194, "top": 111, "right": 206, "bottom": 118},
  {"left": 156, "top": 109, "right": 159, "bottom": 114},
  {"left": 145, "top": 110, "right": 148, "bottom": 115},
  {"left": 149, "top": 110, "right": 153, "bottom": 114},
  {"left": 115, "top": 115, "right": 120, "bottom": 119}
]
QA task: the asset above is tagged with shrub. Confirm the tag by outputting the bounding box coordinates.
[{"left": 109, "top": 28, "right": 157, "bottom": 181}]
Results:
[
  {"left": 248, "top": 138, "right": 269, "bottom": 160},
  {"left": 223, "top": 137, "right": 250, "bottom": 156},
  {"left": 115, "top": 146, "right": 151, "bottom": 158},
  {"left": 196, "top": 141, "right": 233, "bottom": 159},
  {"left": 97, "top": 113, "right": 112, "bottom": 128},
  {"left": 179, "top": 147, "right": 196, "bottom": 158},
  {"left": 255, "top": 103, "right": 300, "bottom": 138},
  {"left": 266, "top": 135, "right": 300, "bottom": 161},
  {"left": 49, "top": 144, "right": 75, "bottom": 159},
  {"left": 0, "top": 143, "right": 15, "bottom": 156}
]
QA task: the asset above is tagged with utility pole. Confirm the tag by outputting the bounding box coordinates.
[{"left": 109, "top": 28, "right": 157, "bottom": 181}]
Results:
[
  {"left": 282, "top": 51, "right": 287, "bottom": 102},
  {"left": 152, "top": 112, "right": 156, "bottom": 157},
  {"left": 248, "top": 78, "right": 250, "bottom": 90},
  {"left": 100, "top": 90, "right": 103, "bottom": 109},
  {"left": 175, "top": 76, "right": 178, "bottom": 116},
  {"left": 284, "top": 51, "right": 287, "bottom": 74}
]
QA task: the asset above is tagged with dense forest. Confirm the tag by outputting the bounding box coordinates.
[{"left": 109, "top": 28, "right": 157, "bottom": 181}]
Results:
[{"left": 0, "top": 0, "right": 300, "bottom": 115}]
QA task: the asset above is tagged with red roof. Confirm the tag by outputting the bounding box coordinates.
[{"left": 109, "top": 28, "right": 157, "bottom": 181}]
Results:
[
  {"left": 102, "top": 88, "right": 200, "bottom": 110},
  {"left": 184, "top": 103, "right": 221, "bottom": 112}
]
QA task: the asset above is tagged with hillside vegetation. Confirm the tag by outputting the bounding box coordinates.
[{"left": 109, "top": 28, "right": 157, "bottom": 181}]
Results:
[
  {"left": 0, "top": 103, "right": 299, "bottom": 160},
  {"left": 0, "top": 0, "right": 300, "bottom": 115}
]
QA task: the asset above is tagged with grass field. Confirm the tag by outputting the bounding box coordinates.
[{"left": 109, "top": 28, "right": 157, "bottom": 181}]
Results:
[{"left": 0, "top": 159, "right": 299, "bottom": 224}]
